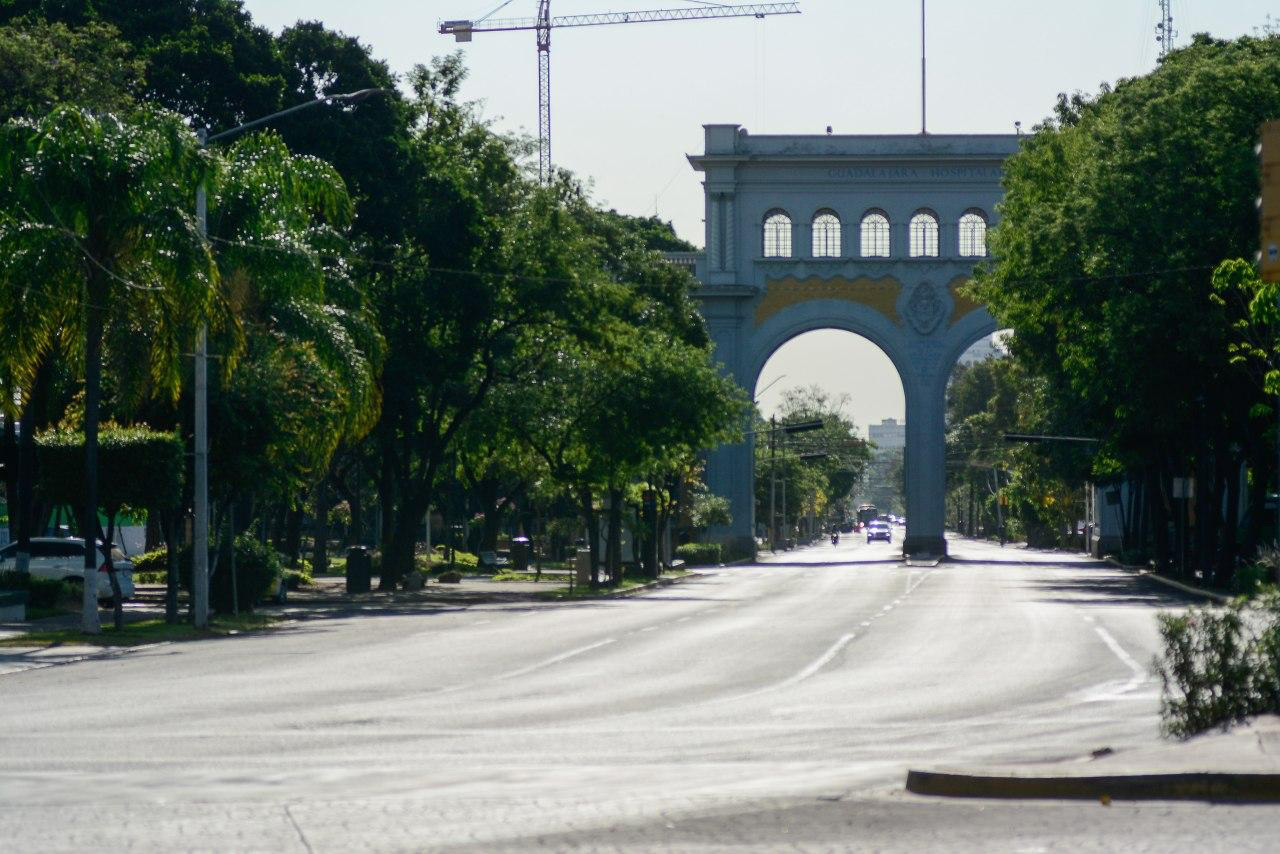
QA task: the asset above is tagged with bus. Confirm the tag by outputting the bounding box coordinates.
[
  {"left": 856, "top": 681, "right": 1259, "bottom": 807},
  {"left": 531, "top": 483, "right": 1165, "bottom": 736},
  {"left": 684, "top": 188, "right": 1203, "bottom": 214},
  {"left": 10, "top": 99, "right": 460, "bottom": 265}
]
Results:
[{"left": 856, "top": 504, "right": 879, "bottom": 528}]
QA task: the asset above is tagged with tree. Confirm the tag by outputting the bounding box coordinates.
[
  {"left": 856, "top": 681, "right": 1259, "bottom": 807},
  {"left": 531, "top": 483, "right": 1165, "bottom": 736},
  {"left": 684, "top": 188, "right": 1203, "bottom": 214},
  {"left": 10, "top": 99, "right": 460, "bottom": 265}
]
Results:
[
  {"left": 0, "top": 17, "right": 142, "bottom": 121},
  {"left": 971, "top": 33, "right": 1280, "bottom": 580},
  {"left": 756, "top": 386, "right": 871, "bottom": 539},
  {"left": 0, "top": 106, "right": 217, "bottom": 632},
  {"left": 0, "top": 0, "right": 289, "bottom": 132}
]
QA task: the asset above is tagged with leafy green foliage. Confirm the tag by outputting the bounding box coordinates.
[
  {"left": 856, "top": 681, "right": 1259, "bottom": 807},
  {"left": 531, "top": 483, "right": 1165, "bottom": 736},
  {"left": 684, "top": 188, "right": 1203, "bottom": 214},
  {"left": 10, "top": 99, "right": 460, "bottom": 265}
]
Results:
[
  {"left": 755, "top": 386, "right": 872, "bottom": 532},
  {"left": 173, "top": 535, "right": 283, "bottom": 613},
  {"left": 1154, "top": 594, "right": 1280, "bottom": 738},
  {"left": 0, "top": 105, "right": 218, "bottom": 410},
  {"left": 674, "top": 543, "right": 721, "bottom": 566},
  {"left": 0, "top": 18, "right": 142, "bottom": 121},
  {"left": 36, "top": 426, "right": 183, "bottom": 512},
  {"left": 0, "top": 569, "right": 71, "bottom": 608},
  {"left": 970, "top": 33, "right": 1280, "bottom": 575}
]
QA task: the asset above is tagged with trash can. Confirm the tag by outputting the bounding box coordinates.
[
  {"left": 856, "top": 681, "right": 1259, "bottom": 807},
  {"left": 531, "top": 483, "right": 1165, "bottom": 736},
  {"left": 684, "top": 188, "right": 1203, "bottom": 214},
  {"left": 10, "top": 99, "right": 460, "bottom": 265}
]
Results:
[
  {"left": 346, "top": 546, "right": 371, "bottom": 593},
  {"left": 574, "top": 548, "right": 593, "bottom": 586},
  {"left": 511, "top": 537, "right": 531, "bottom": 573}
]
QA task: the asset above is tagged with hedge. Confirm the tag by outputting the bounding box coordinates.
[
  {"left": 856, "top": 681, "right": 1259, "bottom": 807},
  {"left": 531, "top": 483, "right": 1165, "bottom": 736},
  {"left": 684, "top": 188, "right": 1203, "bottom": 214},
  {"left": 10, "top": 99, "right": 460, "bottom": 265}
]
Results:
[
  {"left": 37, "top": 426, "right": 184, "bottom": 513},
  {"left": 675, "top": 542, "right": 722, "bottom": 566}
]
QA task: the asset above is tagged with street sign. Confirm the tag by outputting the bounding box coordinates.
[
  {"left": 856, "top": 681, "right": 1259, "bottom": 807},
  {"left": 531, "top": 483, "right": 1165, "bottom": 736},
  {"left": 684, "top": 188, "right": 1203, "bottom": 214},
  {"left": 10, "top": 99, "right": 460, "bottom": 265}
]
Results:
[{"left": 1260, "top": 120, "right": 1280, "bottom": 283}]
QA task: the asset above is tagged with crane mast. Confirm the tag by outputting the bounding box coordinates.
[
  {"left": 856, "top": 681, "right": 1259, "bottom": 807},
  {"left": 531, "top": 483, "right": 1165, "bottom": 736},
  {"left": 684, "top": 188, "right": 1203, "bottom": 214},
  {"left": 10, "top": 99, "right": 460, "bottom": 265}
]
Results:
[
  {"left": 440, "top": 2, "right": 802, "bottom": 183},
  {"left": 536, "top": 1, "right": 551, "bottom": 182}
]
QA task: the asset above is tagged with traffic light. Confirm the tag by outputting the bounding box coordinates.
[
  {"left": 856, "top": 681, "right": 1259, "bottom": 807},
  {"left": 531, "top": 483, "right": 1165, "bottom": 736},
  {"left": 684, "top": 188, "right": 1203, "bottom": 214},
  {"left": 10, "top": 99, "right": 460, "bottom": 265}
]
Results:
[{"left": 1260, "top": 120, "right": 1280, "bottom": 283}]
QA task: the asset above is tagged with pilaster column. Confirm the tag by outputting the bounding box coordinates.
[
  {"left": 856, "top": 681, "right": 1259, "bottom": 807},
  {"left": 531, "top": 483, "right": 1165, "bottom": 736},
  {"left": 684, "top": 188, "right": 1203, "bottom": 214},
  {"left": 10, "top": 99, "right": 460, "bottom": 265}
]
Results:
[{"left": 903, "top": 374, "right": 948, "bottom": 557}]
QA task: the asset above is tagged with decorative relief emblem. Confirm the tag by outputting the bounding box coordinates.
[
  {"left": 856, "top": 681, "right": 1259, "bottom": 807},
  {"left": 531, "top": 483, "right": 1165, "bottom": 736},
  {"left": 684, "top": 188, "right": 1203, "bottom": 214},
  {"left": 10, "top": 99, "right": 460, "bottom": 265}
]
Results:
[
  {"left": 754, "top": 275, "right": 902, "bottom": 327},
  {"left": 905, "top": 281, "right": 946, "bottom": 335}
]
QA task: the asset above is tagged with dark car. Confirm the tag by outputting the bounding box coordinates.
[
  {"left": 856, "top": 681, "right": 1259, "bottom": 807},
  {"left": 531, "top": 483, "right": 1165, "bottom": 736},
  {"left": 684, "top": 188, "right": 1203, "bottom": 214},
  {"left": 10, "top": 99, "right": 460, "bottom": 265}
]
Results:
[{"left": 865, "top": 522, "right": 892, "bottom": 544}]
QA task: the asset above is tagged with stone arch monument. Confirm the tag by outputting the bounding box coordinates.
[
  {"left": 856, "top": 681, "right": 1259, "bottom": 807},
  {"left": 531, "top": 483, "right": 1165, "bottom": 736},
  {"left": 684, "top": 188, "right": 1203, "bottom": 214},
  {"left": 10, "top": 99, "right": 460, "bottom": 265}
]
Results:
[{"left": 686, "top": 125, "right": 1020, "bottom": 557}]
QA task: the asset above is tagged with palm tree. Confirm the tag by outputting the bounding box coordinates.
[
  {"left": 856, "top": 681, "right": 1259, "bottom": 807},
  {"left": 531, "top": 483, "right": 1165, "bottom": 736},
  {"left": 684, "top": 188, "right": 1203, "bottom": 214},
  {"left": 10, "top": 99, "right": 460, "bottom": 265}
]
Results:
[{"left": 0, "top": 106, "right": 217, "bottom": 632}]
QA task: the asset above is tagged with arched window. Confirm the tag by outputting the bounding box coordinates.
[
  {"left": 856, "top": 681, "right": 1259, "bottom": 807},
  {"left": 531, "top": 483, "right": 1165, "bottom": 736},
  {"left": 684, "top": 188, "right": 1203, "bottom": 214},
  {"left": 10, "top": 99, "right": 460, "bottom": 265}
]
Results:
[
  {"left": 763, "top": 210, "right": 792, "bottom": 258},
  {"left": 958, "top": 209, "right": 988, "bottom": 257},
  {"left": 811, "top": 211, "right": 841, "bottom": 258},
  {"left": 909, "top": 210, "right": 939, "bottom": 257},
  {"left": 860, "top": 210, "right": 890, "bottom": 257}
]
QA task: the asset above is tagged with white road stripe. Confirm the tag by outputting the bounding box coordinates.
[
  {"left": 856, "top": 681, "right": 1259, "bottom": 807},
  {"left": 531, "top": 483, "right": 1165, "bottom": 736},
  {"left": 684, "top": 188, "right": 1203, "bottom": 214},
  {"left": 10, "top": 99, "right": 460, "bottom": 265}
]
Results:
[
  {"left": 492, "top": 638, "right": 617, "bottom": 681},
  {"left": 1093, "top": 625, "right": 1145, "bottom": 680},
  {"left": 777, "top": 633, "right": 857, "bottom": 688}
]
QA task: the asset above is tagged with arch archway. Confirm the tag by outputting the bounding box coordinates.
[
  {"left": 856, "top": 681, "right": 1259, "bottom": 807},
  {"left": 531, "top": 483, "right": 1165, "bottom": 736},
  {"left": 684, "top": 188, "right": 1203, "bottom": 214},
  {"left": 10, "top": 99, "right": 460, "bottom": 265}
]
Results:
[
  {"left": 688, "top": 124, "right": 1018, "bottom": 557},
  {"left": 753, "top": 329, "right": 906, "bottom": 548}
]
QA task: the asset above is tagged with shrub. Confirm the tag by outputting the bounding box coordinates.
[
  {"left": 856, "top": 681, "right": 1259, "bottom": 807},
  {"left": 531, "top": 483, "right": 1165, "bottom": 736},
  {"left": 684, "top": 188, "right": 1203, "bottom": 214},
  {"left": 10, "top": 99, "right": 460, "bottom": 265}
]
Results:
[
  {"left": 675, "top": 543, "right": 722, "bottom": 566},
  {"left": 175, "top": 536, "right": 283, "bottom": 613},
  {"left": 0, "top": 570, "right": 72, "bottom": 609},
  {"left": 1154, "top": 592, "right": 1280, "bottom": 738},
  {"left": 283, "top": 568, "right": 313, "bottom": 590},
  {"left": 130, "top": 548, "right": 170, "bottom": 583}
]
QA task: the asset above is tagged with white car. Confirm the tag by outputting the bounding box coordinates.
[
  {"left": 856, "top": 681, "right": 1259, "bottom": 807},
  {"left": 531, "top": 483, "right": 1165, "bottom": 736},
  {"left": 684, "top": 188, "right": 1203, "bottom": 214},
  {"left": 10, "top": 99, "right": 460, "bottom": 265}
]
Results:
[{"left": 0, "top": 537, "right": 135, "bottom": 600}]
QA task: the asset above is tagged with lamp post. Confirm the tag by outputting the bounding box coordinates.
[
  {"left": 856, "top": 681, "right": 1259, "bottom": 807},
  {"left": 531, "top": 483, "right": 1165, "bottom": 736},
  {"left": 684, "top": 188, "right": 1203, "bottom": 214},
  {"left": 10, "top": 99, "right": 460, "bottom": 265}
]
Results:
[{"left": 191, "top": 89, "right": 385, "bottom": 627}]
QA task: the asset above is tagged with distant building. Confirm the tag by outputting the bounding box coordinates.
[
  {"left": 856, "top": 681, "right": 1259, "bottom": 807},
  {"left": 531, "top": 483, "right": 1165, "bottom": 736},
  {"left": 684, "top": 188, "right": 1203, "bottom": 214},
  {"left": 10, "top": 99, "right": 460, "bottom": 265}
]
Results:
[
  {"left": 868, "top": 418, "right": 906, "bottom": 451},
  {"left": 957, "top": 334, "right": 1000, "bottom": 364}
]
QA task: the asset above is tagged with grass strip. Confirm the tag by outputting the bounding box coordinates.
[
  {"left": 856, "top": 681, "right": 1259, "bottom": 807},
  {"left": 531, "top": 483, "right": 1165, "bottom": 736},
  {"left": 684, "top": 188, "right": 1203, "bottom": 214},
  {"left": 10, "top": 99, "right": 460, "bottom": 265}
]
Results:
[{"left": 0, "top": 613, "right": 282, "bottom": 648}]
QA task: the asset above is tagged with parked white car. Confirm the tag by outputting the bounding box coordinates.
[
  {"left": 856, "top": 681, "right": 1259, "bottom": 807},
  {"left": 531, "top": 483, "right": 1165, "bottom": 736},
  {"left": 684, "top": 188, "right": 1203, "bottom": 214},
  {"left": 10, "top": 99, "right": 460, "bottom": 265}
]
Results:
[{"left": 0, "top": 537, "right": 135, "bottom": 600}]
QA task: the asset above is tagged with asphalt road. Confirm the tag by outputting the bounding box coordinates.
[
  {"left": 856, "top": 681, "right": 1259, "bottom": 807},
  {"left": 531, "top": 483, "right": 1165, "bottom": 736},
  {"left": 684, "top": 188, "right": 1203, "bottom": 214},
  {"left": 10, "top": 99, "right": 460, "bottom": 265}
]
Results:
[{"left": 2, "top": 534, "right": 1277, "bottom": 851}]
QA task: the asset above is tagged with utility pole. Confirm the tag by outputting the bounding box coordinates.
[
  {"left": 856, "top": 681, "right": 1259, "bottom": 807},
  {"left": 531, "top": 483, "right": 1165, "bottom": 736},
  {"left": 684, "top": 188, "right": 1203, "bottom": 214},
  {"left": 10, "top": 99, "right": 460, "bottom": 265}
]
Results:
[
  {"left": 1155, "top": 0, "right": 1176, "bottom": 58},
  {"left": 192, "top": 127, "right": 210, "bottom": 628},
  {"left": 191, "top": 89, "right": 385, "bottom": 627},
  {"left": 769, "top": 416, "right": 777, "bottom": 552}
]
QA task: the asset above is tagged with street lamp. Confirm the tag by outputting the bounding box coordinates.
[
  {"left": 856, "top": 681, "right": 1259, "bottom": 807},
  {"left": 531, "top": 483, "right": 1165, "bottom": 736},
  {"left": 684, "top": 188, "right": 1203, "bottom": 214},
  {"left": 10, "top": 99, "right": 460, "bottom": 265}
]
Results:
[{"left": 191, "top": 88, "right": 387, "bottom": 627}]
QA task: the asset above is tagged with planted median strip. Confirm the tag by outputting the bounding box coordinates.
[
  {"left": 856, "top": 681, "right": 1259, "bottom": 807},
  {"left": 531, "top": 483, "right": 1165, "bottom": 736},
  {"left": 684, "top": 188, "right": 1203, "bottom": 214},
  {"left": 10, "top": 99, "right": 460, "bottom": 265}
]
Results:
[{"left": 0, "top": 614, "right": 283, "bottom": 648}]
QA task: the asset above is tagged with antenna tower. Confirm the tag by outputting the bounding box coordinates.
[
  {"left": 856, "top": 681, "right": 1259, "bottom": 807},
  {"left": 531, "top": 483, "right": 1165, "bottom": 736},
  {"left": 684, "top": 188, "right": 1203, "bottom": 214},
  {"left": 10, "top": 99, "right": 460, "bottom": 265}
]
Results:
[{"left": 1155, "top": 0, "right": 1177, "bottom": 58}]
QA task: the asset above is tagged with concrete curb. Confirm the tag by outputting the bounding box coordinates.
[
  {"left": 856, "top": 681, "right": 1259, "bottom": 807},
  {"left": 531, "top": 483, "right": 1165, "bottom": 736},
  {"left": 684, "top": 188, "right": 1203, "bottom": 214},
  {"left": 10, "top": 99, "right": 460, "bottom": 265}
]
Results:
[
  {"left": 905, "top": 769, "right": 1280, "bottom": 802},
  {"left": 0, "top": 641, "right": 167, "bottom": 678},
  {"left": 596, "top": 570, "right": 707, "bottom": 599},
  {"left": 1104, "top": 557, "right": 1232, "bottom": 604}
]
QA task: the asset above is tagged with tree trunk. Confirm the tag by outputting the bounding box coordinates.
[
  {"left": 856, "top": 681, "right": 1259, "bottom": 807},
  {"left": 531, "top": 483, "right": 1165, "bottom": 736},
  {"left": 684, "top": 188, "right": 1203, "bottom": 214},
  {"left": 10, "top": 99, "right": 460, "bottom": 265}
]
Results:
[
  {"left": 312, "top": 476, "right": 330, "bottom": 578},
  {"left": 14, "top": 378, "right": 39, "bottom": 574},
  {"left": 380, "top": 493, "right": 424, "bottom": 589},
  {"left": 2, "top": 413, "right": 16, "bottom": 543},
  {"left": 1148, "top": 466, "right": 1171, "bottom": 574},
  {"left": 1217, "top": 455, "right": 1242, "bottom": 587},
  {"left": 579, "top": 487, "right": 600, "bottom": 591},
  {"left": 348, "top": 478, "right": 363, "bottom": 546},
  {"left": 81, "top": 296, "right": 103, "bottom": 634},
  {"left": 283, "top": 504, "right": 302, "bottom": 568},
  {"left": 102, "top": 513, "right": 124, "bottom": 630},
  {"left": 607, "top": 487, "right": 623, "bottom": 585},
  {"left": 164, "top": 510, "right": 179, "bottom": 624}
]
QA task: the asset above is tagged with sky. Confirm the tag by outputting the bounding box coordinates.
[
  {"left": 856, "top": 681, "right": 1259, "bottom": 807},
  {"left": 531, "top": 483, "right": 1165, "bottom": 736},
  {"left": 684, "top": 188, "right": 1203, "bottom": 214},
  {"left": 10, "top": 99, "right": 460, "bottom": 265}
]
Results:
[{"left": 242, "top": 0, "right": 1275, "bottom": 433}]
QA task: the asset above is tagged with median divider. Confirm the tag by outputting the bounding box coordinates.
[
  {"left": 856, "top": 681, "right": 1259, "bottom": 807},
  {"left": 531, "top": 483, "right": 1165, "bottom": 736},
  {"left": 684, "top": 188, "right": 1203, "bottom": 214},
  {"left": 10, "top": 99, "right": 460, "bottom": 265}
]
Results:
[
  {"left": 907, "top": 716, "right": 1280, "bottom": 803},
  {"left": 906, "top": 769, "right": 1280, "bottom": 802}
]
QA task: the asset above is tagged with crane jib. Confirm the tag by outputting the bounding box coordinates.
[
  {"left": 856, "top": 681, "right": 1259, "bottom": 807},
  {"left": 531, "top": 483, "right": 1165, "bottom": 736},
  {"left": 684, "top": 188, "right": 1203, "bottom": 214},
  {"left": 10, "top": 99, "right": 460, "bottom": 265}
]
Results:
[{"left": 438, "top": 3, "right": 801, "bottom": 35}]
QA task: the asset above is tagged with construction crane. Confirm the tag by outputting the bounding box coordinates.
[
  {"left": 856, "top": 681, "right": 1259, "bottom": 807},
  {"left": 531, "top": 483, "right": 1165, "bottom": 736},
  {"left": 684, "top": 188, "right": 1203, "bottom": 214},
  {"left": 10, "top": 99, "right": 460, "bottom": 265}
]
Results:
[{"left": 440, "top": 2, "right": 801, "bottom": 183}]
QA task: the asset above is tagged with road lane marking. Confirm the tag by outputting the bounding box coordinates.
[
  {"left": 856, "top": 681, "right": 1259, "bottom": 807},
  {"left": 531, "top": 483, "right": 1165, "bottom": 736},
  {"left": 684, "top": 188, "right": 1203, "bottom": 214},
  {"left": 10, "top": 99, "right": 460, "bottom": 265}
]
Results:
[
  {"left": 640, "top": 626, "right": 658, "bottom": 632},
  {"left": 1093, "top": 626, "right": 1145, "bottom": 680},
  {"left": 472, "top": 620, "right": 491, "bottom": 627},
  {"left": 492, "top": 638, "right": 617, "bottom": 681},
  {"left": 675, "top": 616, "right": 692, "bottom": 623},
  {"left": 778, "top": 633, "right": 857, "bottom": 688}
]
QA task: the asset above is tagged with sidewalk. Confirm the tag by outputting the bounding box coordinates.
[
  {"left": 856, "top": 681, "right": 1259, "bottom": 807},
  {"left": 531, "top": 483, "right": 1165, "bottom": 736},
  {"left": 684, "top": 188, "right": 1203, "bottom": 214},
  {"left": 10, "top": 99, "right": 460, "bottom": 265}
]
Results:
[{"left": 908, "top": 716, "right": 1280, "bottom": 802}]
